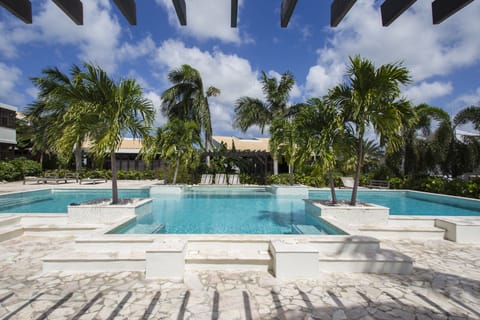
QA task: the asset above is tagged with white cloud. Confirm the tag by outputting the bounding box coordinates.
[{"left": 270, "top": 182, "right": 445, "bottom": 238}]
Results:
[
  {"left": 0, "top": 63, "right": 24, "bottom": 105},
  {"left": 118, "top": 36, "right": 156, "bottom": 62},
  {"left": 155, "top": 0, "right": 246, "bottom": 44},
  {"left": 34, "top": 0, "right": 122, "bottom": 72},
  {"left": 450, "top": 87, "right": 480, "bottom": 115},
  {"left": 144, "top": 91, "right": 167, "bottom": 127},
  {"left": 404, "top": 81, "right": 453, "bottom": 105},
  {"left": 304, "top": 0, "right": 480, "bottom": 96},
  {"left": 153, "top": 39, "right": 264, "bottom": 135}
]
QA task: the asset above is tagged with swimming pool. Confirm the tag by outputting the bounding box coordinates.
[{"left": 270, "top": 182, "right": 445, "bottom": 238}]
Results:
[
  {"left": 113, "top": 188, "right": 343, "bottom": 235},
  {"left": 309, "top": 190, "right": 480, "bottom": 216}
]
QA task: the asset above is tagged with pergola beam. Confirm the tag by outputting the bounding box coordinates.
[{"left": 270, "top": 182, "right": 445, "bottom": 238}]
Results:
[
  {"left": 113, "top": 0, "right": 137, "bottom": 25},
  {"left": 381, "top": 0, "right": 417, "bottom": 26},
  {"left": 331, "top": 0, "right": 357, "bottom": 27},
  {"left": 172, "top": 0, "right": 186, "bottom": 26},
  {"left": 52, "top": 0, "right": 83, "bottom": 25},
  {"left": 432, "top": 0, "right": 473, "bottom": 24},
  {"left": 280, "top": 0, "right": 298, "bottom": 28},
  {"left": 0, "top": 0, "right": 32, "bottom": 24},
  {"left": 231, "top": 0, "right": 238, "bottom": 27}
]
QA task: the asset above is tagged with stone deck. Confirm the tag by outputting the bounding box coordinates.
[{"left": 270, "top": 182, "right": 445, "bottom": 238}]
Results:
[{"left": 1, "top": 235, "right": 479, "bottom": 319}]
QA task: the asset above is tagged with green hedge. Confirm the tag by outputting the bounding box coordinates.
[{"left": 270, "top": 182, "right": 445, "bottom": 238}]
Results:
[
  {"left": 0, "top": 158, "right": 42, "bottom": 181},
  {"left": 388, "top": 176, "right": 480, "bottom": 199}
]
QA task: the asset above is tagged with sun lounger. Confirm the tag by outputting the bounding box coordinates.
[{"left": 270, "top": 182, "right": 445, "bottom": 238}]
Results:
[
  {"left": 200, "top": 174, "right": 213, "bottom": 185},
  {"left": 228, "top": 174, "right": 240, "bottom": 185},
  {"left": 79, "top": 178, "right": 107, "bottom": 184},
  {"left": 23, "top": 176, "right": 45, "bottom": 185},
  {"left": 64, "top": 172, "right": 79, "bottom": 183},
  {"left": 367, "top": 179, "right": 390, "bottom": 189},
  {"left": 43, "top": 172, "right": 67, "bottom": 184},
  {"left": 214, "top": 173, "right": 227, "bottom": 185},
  {"left": 340, "top": 177, "right": 354, "bottom": 188}
]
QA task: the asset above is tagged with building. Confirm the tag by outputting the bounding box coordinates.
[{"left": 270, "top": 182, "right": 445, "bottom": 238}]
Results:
[{"left": 0, "top": 103, "right": 17, "bottom": 160}]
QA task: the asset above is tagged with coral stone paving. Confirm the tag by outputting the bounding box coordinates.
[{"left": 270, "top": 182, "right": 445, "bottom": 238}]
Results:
[{"left": 0, "top": 236, "right": 479, "bottom": 319}]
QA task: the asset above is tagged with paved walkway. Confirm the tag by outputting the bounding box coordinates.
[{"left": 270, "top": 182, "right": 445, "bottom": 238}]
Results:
[{"left": 0, "top": 235, "right": 479, "bottom": 319}]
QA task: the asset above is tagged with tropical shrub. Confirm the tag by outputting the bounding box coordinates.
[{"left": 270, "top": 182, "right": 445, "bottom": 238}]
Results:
[{"left": 9, "top": 157, "right": 42, "bottom": 177}]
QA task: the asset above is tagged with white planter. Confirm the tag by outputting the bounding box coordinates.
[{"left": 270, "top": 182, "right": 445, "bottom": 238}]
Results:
[
  {"left": 68, "top": 198, "right": 152, "bottom": 224},
  {"left": 305, "top": 200, "right": 389, "bottom": 226},
  {"left": 269, "top": 185, "right": 309, "bottom": 197},
  {"left": 150, "top": 185, "right": 183, "bottom": 195}
]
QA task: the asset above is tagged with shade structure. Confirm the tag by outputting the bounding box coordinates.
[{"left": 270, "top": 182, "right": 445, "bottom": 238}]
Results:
[
  {"left": 432, "top": 0, "right": 474, "bottom": 24},
  {"left": 52, "top": 0, "right": 83, "bottom": 25},
  {"left": 231, "top": 0, "right": 238, "bottom": 27},
  {"left": 281, "top": 0, "right": 298, "bottom": 28},
  {"left": 113, "top": 0, "right": 136, "bottom": 25},
  {"left": 331, "top": 0, "right": 357, "bottom": 27},
  {"left": 381, "top": 0, "right": 417, "bottom": 26},
  {"left": 0, "top": 0, "right": 32, "bottom": 24},
  {"left": 172, "top": 0, "right": 186, "bottom": 26}
]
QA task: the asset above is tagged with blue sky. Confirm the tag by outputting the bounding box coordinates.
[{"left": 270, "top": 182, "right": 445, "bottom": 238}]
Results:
[{"left": 1, "top": 0, "right": 480, "bottom": 137}]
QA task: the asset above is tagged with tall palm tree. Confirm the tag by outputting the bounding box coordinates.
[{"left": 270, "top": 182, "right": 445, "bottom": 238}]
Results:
[
  {"left": 142, "top": 119, "right": 200, "bottom": 184},
  {"left": 29, "top": 65, "right": 90, "bottom": 172},
  {"left": 295, "top": 98, "right": 347, "bottom": 204},
  {"left": 454, "top": 106, "right": 480, "bottom": 130},
  {"left": 80, "top": 64, "right": 154, "bottom": 203},
  {"left": 233, "top": 71, "right": 298, "bottom": 174},
  {"left": 270, "top": 116, "right": 302, "bottom": 185},
  {"left": 330, "top": 56, "right": 413, "bottom": 205},
  {"left": 161, "top": 65, "right": 220, "bottom": 165}
]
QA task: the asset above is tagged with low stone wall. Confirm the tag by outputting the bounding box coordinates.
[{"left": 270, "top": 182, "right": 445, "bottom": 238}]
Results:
[
  {"left": 68, "top": 198, "right": 153, "bottom": 224},
  {"left": 305, "top": 200, "right": 389, "bottom": 226}
]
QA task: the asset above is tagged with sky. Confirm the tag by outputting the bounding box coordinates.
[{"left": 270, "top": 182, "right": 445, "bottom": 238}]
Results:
[{"left": 1, "top": 0, "right": 480, "bottom": 137}]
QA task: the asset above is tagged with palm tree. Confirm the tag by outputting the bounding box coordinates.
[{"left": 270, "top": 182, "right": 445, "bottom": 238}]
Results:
[
  {"left": 161, "top": 65, "right": 220, "bottom": 166},
  {"left": 270, "top": 116, "right": 302, "bottom": 185},
  {"left": 454, "top": 106, "right": 480, "bottom": 130},
  {"left": 29, "top": 65, "right": 90, "bottom": 172},
  {"left": 143, "top": 119, "right": 200, "bottom": 184},
  {"left": 295, "top": 98, "right": 347, "bottom": 204},
  {"left": 330, "top": 56, "right": 413, "bottom": 205},
  {"left": 233, "top": 71, "right": 298, "bottom": 174},
  {"left": 79, "top": 64, "right": 154, "bottom": 203}
]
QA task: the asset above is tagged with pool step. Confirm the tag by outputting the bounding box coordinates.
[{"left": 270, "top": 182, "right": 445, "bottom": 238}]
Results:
[
  {"left": 43, "top": 250, "right": 146, "bottom": 272},
  {"left": 357, "top": 225, "right": 445, "bottom": 240},
  {"left": 185, "top": 249, "right": 272, "bottom": 272},
  {"left": 318, "top": 249, "right": 413, "bottom": 274}
]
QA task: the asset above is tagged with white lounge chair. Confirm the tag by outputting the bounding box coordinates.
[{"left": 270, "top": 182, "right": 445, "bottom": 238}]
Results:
[
  {"left": 214, "top": 174, "right": 227, "bottom": 185},
  {"left": 228, "top": 174, "right": 240, "bottom": 185},
  {"left": 200, "top": 174, "right": 213, "bottom": 185},
  {"left": 340, "top": 177, "right": 354, "bottom": 188}
]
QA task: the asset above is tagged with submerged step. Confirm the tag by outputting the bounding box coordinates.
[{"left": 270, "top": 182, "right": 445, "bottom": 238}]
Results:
[{"left": 43, "top": 250, "right": 145, "bottom": 272}]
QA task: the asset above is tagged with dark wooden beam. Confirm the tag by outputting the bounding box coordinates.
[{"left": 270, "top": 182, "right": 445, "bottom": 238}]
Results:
[
  {"left": 432, "top": 0, "right": 473, "bottom": 24},
  {"left": 231, "top": 0, "right": 238, "bottom": 28},
  {"left": 52, "top": 0, "right": 83, "bottom": 25},
  {"left": 381, "top": 0, "right": 417, "bottom": 26},
  {"left": 0, "top": 0, "right": 32, "bottom": 24},
  {"left": 172, "top": 0, "right": 186, "bottom": 26},
  {"left": 280, "top": 0, "right": 297, "bottom": 28},
  {"left": 113, "top": 0, "right": 136, "bottom": 25},
  {"left": 331, "top": 0, "right": 357, "bottom": 27}
]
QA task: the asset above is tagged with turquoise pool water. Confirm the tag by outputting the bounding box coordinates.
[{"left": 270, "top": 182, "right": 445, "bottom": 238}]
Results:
[
  {"left": 0, "top": 189, "right": 149, "bottom": 213},
  {"left": 113, "top": 188, "right": 343, "bottom": 235},
  {"left": 309, "top": 190, "right": 480, "bottom": 216}
]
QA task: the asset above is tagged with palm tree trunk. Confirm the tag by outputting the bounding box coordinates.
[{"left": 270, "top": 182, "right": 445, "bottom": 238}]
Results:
[
  {"left": 273, "top": 157, "right": 279, "bottom": 175},
  {"left": 328, "top": 168, "right": 337, "bottom": 204},
  {"left": 173, "top": 159, "right": 180, "bottom": 184},
  {"left": 205, "top": 131, "right": 211, "bottom": 168},
  {"left": 110, "top": 152, "right": 119, "bottom": 204},
  {"left": 288, "top": 164, "right": 294, "bottom": 185},
  {"left": 74, "top": 141, "right": 82, "bottom": 172},
  {"left": 350, "top": 135, "right": 364, "bottom": 206}
]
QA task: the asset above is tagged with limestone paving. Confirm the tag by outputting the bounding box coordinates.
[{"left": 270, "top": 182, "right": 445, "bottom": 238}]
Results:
[{"left": 0, "top": 235, "right": 479, "bottom": 319}]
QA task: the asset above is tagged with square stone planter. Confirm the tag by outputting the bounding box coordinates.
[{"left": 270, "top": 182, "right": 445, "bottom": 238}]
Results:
[
  {"left": 268, "top": 185, "right": 309, "bottom": 197},
  {"left": 68, "top": 198, "right": 152, "bottom": 224},
  {"left": 305, "top": 199, "right": 389, "bottom": 226}
]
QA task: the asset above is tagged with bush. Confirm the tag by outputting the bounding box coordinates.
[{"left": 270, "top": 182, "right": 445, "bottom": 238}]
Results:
[
  {"left": 9, "top": 157, "right": 42, "bottom": 177},
  {"left": 0, "top": 161, "right": 21, "bottom": 181}
]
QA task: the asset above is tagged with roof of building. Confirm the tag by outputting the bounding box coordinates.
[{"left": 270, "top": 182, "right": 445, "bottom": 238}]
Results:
[
  {"left": 0, "top": 102, "right": 18, "bottom": 112},
  {"left": 212, "top": 136, "right": 270, "bottom": 152},
  {"left": 82, "top": 138, "right": 143, "bottom": 154}
]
